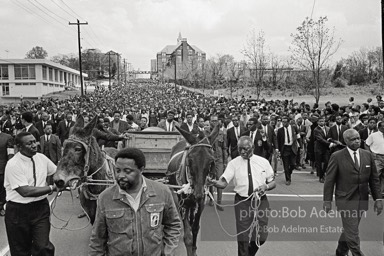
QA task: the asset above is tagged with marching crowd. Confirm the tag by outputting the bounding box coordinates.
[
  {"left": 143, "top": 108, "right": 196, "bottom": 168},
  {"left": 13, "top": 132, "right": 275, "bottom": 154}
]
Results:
[{"left": 0, "top": 81, "right": 383, "bottom": 256}]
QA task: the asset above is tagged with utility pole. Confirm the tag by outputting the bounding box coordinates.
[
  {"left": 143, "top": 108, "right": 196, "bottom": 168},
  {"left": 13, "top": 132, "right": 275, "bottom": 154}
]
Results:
[
  {"left": 124, "top": 59, "right": 127, "bottom": 85},
  {"left": 105, "top": 51, "right": 117, "bottom": 91},
  {"left": 174, "top": 56, "right": 177, "bottom": 93},
  {"left": 69, "top": 19, "right": 88, "bottom": 97},
  {"left": 116, "top": 53, "right": 120, "bottom": 86},
  {"left": 382, "top": 0, "right": 384, "bottom": 89}
]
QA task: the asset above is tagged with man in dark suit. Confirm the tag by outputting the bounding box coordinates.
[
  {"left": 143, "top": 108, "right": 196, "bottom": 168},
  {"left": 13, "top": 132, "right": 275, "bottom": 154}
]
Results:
[
  {"left": 241, "top": 118, "right": 270, "bottom": 159},
  {"left": 21, "top": 111, "right": 40, "bottom": 142},
  {"left": 276, "top": 115, "right": 299, "bottom": 185},
  {"left": 314, "top": 116, "right": 331, "bottom": 183},
  {"left": 327, "top": 114, "right": 348, "bottom": 154},
  {"left": 261, "top": 114, "right": 277, "bottom": 162},
  {"left": 295, "top": 117, "right": 307, "bottom": 169},
  {"left": 353, "top": 114, "right": 368, "bottom": 132},
  {"left": 323, "top": 129, "right": 382, "bottom": 256},
  {"left": 35, "top": 112, "right": 52, "bottom": 137},
  {"left": 358, "top": 117, "right": 377, "bottom": 149},
  {"left": 180, "top": 112, "right": 199, "bottom": 135},
  {"left": 56, "top": 112, "right": 75, "bottom": 144},
  {"left": 39, "top": 124, "right": 61, "bottom": 165},
  {"left": 227, "top": 116, "right": 245, "bottom": 159},
  {"left": 0, "top": 131, "right": 14, "bottom": 216}
]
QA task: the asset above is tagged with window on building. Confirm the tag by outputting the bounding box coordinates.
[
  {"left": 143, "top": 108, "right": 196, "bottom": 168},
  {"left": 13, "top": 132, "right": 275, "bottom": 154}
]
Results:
[
  {"left": 43, "top": 83, "right": 48, "bottom": 86},
  {"left": 14, "top": 65, "right": 36, "bottom": 80},
  {"left": 42, "top": 66, "right": 47, "bottom": 80},
  {"left": 1, "top": 83, "right": 9, "bottom": 96},
  {"left": 49, "top": 68, "right": 53, "bottom": 81},
  {"left": 0, "top": 65, "right": 9, "bottom": 80},
  {"left": 54, "top": 69, "right": 58, "bottom": 82}
]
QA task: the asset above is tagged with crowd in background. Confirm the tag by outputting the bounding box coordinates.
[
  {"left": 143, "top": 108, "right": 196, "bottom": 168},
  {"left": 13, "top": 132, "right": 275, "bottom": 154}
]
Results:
[{"left": 0, "top": 80, "right": 383, "bottom": 190}]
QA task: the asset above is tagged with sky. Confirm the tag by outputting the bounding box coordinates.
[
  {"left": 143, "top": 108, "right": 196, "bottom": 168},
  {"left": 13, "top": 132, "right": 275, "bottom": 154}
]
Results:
[{"left": 0, "top": 0, "right": 381, "bottom": 70}]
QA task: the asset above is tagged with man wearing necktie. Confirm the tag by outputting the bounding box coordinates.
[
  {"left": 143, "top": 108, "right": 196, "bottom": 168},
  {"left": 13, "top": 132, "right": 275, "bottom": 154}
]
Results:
[
  {"left": 56, "top": 112, "right": 75, "bottom": 144},
  {"left": 327, "top": 114, "right": 348, "bottom": 154},
  {"left": 276, "top": 116, "right": 299, "bottom": 185},
  {"left": 365, "top": 121, "right": 384, "bottom": 198},
  {"left": 314, "top": 116, "right": 332, "bottom": 183},
  {"left": 358, "top": 117, "right": 377, "bottom": 149},
  {"left": 227, "top": 116, "right": 244, "bottom": 159},
  {"left": 4, "top": 132, "right": 57, "bottom": 256},
  {"left": 35, "top": 112, "right": 51, "bottom": 137},
  {"left": 324, "top": 129, "right": 382, "bottom": 256},
  {"left": 208, "top": 136, "right": 275, "bottom": 256}
]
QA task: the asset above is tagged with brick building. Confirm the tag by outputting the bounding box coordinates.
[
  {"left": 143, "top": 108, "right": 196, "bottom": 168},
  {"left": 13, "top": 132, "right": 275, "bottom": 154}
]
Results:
[{"left": 155, "top": 33, "right": 206, "bottom": 81}]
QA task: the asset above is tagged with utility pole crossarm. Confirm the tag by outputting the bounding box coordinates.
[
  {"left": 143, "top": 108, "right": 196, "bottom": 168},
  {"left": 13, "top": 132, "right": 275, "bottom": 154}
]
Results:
[{"left": 69, "top": 19, "right": 88, "bottom": 97}]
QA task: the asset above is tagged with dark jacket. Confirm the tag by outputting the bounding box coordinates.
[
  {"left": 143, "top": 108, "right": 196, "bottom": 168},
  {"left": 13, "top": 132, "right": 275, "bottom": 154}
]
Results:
[
  {"left": 324, "top": 148, "right": 382, "bottom": 211},
  {"left": 39, "top": 134, "right": 61, "bottom": 164},
  {"left": 56, "top": 120, "right": 75, "bottom": 144},
  {"left": 227, "top": 126, "right": 245, "bottom": 159},
  {"left": 276, "top": 125, "right": 299, "bottom": 155}
]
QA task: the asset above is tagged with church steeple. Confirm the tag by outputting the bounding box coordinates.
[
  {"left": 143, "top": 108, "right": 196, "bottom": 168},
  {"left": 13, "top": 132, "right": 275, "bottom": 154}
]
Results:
[{"left": 177, "top": 32, "right": 182, "bottom": 43}]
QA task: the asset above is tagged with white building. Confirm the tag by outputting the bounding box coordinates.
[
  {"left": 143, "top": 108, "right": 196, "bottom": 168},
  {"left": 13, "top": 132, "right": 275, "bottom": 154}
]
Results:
[{"left": 0, "top": 59, "right": 87, "bottom": 100}]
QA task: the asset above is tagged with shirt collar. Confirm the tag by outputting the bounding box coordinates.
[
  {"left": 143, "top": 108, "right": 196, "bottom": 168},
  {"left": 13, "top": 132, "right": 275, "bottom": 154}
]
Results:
[
  {"left": 347, "top": 147, "right": 359, "bottom": 157},
  {"left": 118, "top": 176, "right": 147, "bottom": 196},
  {"left": 26, "top": 124, "right": 33, "bottom": 130},
  {"left": 19, "top": 152, "right": 34, "bottom": 161}
]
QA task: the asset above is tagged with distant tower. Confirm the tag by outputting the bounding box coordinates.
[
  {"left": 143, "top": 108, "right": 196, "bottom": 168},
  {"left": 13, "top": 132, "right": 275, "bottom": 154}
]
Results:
[{"left": 177, "top": 32, "right": 182, "bottom": 43}]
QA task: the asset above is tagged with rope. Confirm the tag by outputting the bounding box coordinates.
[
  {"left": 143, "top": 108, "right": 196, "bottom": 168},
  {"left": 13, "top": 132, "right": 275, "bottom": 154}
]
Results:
[
  {"left": 205, "top": 188, "right": 262, "bottom": 247},
  {"left": 50, "top": 190, "right": 92, "bottom": 231}
]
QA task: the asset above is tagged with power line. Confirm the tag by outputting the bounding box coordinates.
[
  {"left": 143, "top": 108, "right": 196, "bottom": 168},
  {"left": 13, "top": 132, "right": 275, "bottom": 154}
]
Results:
[
  {"left": 12, "top": 0, "right": 51, "bottom": 24},
  {"left": 34, "top": 0, "right": 69, "bottom": 23},
  {"left": 60, "top": 0, "right": 85, "bottom": 21},
  {"left": 26, "top": 0, "right": 74, "bottom": 33},
  {"left": 52, "top": 0, "right": 78, "bottom": 20}
]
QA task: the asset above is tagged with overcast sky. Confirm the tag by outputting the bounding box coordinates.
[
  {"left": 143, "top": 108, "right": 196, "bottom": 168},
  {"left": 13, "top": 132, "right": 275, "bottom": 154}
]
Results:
[{"left": 0, "top": 0, "right": 381, "bottom": 70}]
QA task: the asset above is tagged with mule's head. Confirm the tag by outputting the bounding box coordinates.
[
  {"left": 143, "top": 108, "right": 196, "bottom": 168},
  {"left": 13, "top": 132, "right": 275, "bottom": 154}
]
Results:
[
  {"left": 176, "top": 125, "right": 220, "bottom": 200},
  {"left": 53, "top": 115, "right": 100, "bottom": 190}
]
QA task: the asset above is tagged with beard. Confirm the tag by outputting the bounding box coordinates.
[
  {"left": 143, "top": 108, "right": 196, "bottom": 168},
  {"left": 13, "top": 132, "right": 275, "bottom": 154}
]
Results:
[{"left": 117, "top": 178, "right": 134, "bottom": 191}]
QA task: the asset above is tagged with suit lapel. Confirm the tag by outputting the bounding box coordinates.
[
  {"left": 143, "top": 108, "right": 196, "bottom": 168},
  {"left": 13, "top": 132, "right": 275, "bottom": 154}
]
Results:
[{"left": 343, "top": 148, "right": 359, "bottom": 172}]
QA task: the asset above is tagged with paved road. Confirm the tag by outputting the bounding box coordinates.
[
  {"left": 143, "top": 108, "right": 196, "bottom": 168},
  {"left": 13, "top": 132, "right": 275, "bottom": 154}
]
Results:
[{"left": 1, "top": 166, "right": 383, "bottom": 256}]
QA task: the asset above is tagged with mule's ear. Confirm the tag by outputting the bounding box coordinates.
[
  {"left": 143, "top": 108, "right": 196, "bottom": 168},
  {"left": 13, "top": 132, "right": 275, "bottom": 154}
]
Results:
[
  {"left": 175, "top": 126, "right": 198, "bottom": 145},
  {"left": 83, "top": 115, "right": 98, "bottom": 136},
  {"left": 74, "top": 114, "right": 84, "bottom": 128},
  {"left": 208, "top": 124, "right": 220, "bottom": 145}
]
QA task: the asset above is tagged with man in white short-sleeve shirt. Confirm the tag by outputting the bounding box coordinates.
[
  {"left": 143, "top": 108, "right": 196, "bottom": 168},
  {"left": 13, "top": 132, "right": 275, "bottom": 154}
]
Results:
[
  {"left": 365, "top": 121, "right": 384, "bottom": 196},
  {"left": 4, "top": 132, "right": 57, "bottom": 256},
  {"left": 208, "top": 136, "right": 276, "bottom": 256}
]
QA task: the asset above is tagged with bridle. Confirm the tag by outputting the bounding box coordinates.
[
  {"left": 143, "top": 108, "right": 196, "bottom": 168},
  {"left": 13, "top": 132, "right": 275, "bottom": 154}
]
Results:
[
  {"left": 182, "top": 139, "right": 214, "bottom": 187},
  {"left": 63, "top": 136, "right": 115, "bottom": 188}
]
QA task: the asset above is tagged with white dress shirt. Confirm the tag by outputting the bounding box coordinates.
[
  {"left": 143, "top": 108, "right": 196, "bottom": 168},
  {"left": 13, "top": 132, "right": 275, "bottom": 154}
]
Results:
[
  {"left": 221, "top": 154, "right": 274, "bottom": 197},
  {"left": 4, "top": 152, "right": 56, "bottom": 203}
]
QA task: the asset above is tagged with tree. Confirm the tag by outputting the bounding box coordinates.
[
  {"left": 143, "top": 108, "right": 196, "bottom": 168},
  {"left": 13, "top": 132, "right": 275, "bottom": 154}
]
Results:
[
  {"left": 25, "top": 46, "right": 48, "bottom": 59},
  {"left": 241, "top": 29, "right": 268, "bottom": 99},
  {"left": 290, "top": 17, "right": 342, "bottom": 103}
]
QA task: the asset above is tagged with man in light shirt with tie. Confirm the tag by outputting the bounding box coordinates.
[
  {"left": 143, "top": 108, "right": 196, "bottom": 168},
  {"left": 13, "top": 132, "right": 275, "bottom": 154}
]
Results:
[
  {"left": 4, "top": 132, "right": 57, "bottom": 256},
  {"left": 324, "top": 129, "right": 382, "bottom": 256},
  {"left": 365, "top": 121, "right": 384, "bottom": 197},
  {"left": 208, "top": 136, "right": 276, "bottom": 256}
]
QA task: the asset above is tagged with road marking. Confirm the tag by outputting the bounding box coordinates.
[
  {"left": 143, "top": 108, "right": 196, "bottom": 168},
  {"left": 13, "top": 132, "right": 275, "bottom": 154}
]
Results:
[
  {"left": 221, "top": 192, "right": 322, "bottom": 197},
  {"left": 0, "top": 197, "right": 56, "bottom": 256}
]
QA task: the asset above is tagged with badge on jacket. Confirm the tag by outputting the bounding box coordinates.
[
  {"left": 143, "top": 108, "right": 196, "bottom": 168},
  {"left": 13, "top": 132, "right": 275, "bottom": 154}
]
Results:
[
  {"left": 257, "top": 140, "right": 262, "bottom": 147},
  {"left": 150, "top": 212, "right": 160, "bottom": 228}
]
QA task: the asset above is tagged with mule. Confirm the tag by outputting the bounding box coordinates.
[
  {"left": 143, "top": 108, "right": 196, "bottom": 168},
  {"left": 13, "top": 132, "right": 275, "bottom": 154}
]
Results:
[
  {"left": 53, "top": 115, "right": 118, "bottom": 224},
  {"left": 167, "top": 125, "right": 219, "bottom": 256}
]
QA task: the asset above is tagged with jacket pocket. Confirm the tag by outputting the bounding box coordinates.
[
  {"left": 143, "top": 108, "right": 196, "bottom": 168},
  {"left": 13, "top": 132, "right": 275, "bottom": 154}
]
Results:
[
  {"left": 105, "top": 209, "right": 132, "bottom": 234},
  {"left": 145, "top": 203, "right": 165, "bottom": 230}
]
